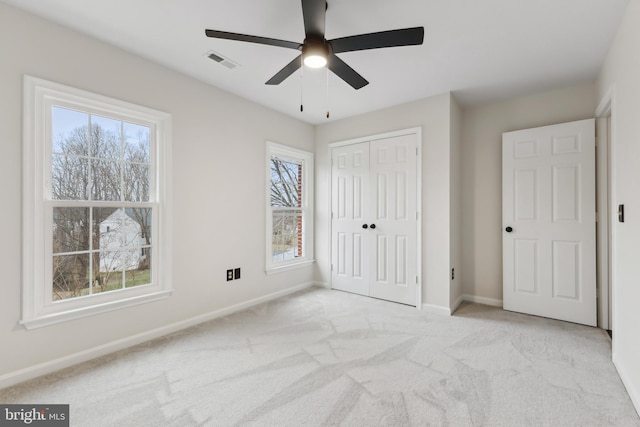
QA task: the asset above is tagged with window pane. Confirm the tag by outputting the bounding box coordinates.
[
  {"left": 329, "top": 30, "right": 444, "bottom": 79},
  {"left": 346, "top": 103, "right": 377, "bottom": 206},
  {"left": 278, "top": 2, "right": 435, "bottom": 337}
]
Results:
[
  {"left": 125, "top": 247, "right": 151, "bottom": 288},
  {"left": 272, "top": 210, "right": 303, "bottom": 261},
  {"left": 52, "top": 253, "right": 90, "bottom": 301},
  {"left": 93, "top": 252, "right": 124, "bottom": 294},
  {"left": 93, "top": 207, "right": 150, "bottom": 272},
  {"left": 53, "top": 207, "right": 90, "bottom": 254},
  {"left": 128, "top": 208, "right": 152, "bottom": 246},
  {"left": 52, "top": 155, "right": 89, "bottom": 200},
  {"left": 91, "top": 115, "right": 121, "bottom": 160},
  {"left": 124, "top": 122, "right": 150, "bottom": 164},
  {"left": 270, "top": 158, "right": 302, "bottom": 208},
  {"left": 91, "top": 159, "right": 121, "bottom": 201},
  {"left": 52, "top": 106, "right": 89, "bottom": 156},
  {"left": 92, "top": 207, "right": 121, "bottom": 251},
  {"left": 124, "top": 163, "right": 150, "bottom": 202}
]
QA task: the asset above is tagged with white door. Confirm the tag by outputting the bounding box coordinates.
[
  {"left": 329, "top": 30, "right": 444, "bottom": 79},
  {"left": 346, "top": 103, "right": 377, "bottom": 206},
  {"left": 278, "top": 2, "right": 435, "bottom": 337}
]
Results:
[
  {"left": 331, "top": 134, "right": 418, "bottom": 306},
  {"left": 331, "top": 141, "right": 370, "bottom": 297},
  {"left": 368, "top": 136, "right": 418, "bottom": 305},
  {"left": 502, "top": 119, "right": 596, "bottom": 326}
]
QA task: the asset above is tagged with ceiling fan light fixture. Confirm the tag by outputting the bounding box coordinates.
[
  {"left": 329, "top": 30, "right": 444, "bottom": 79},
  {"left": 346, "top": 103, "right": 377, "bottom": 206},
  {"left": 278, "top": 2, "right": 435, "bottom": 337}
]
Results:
[
  {"left": 302, "top": 41, "right": 328, "bottom": 68},
  {"left": 304, "top": 54, "right": 327, "bottom": 68}
]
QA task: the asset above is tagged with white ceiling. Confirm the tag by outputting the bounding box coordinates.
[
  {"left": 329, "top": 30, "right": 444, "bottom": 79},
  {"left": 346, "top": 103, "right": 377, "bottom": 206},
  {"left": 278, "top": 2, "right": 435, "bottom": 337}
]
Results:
[{"left": 2, "top": 0, "right": 629, "bottom": 124}]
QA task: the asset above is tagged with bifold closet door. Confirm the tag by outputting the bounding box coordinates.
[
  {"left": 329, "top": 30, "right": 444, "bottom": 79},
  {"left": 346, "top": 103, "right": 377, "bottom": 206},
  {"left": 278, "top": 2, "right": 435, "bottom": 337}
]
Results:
[
  {"left": 331, "top": 134, "right": 418, "bottom": 306},
  {"left": 331, "top": 142, "right": 370, "bottom": 297},
  {"left": 368, "top": 135, "right": 418, "bottom": 305}
]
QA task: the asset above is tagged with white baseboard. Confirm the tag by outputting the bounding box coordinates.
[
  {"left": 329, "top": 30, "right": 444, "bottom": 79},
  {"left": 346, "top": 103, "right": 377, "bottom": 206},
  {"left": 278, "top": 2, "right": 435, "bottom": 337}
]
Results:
[
  {"left": 313, "top": 282, "right": 331, "bottom": 289},
  {"left": 451, "top": 295, "right": 464, "bottom": 313},
  {"left": 613, "top": 354, "right": 640, "bottom": 417},
  {"left": 462, "top": 294, "right": 503, "bottom": 308},
  {"left": 422, "top": 294, "right": 502, "bottom": 316},
  {"left": 0, "top": 282, "right": 316, "bottom": 390},
  {"left": 422, "top": 303, "right": 452, "bottom": 316}
]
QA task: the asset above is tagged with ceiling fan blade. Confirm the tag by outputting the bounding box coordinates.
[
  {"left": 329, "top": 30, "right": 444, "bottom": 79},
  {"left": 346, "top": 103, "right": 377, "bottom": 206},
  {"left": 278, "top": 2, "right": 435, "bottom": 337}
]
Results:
[
  {"left": 301, "top": 0, "right": 326, "bottom": 38},
  {"left": 205, "top": 29, "right": 301, "bottom": 50},
  {"left": 266, "top": 55, "right": 302, "bottom": 85},
  {"left": 330, "top": 27, "right": 424, "bottom": 53},
  {"left": 327, "top": 54, "right": 368, "bottom": 90}
]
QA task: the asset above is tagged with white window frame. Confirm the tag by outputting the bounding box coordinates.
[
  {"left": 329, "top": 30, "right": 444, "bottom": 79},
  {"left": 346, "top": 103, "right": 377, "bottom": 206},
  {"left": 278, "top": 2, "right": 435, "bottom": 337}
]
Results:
[
  {"left": 22, "top": 75, "right": 173, "bottom": 329},
  {"left": 265, "top": 141, "right": 314, "bottom": 274}
]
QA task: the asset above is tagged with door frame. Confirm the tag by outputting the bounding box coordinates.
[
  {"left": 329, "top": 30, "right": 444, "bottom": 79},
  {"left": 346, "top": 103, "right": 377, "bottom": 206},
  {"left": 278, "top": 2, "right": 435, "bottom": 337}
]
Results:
[
  {"left": 595, "top": 86, "right": 616, "bottom": 336},
  {"left": 328, "top": 126, "right": 423, "bottom": 308}
]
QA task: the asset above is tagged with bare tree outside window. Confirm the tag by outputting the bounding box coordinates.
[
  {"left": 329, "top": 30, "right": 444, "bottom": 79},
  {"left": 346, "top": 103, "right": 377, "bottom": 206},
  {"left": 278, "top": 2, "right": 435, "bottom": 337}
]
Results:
[{"left": 51, "top": 106, "right": 152, "bottom": 301}]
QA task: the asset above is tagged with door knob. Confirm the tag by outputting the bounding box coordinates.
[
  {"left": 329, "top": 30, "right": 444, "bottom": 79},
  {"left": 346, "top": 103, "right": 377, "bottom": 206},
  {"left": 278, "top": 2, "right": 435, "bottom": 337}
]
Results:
[
  {"left": 505, "top": 226, "right": 513, "bottom": 233},
  {"left": 362, "top": 224, "right": 368, "bottom": 229},
  {"left": 370, "top": 224, "right": 376, "bottom": 229}
]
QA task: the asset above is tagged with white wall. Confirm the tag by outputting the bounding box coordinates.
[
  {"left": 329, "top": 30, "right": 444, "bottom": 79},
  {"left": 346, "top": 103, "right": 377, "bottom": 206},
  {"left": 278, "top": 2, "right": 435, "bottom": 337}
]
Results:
[
  {"left": 0, "top": 3, "right": 314, "bottom": 382},
  {"left": 314, "top": 93, "right": 454, "bottom": 312},
  {"left": 597, "top": 0, "right": 640, "bottom": 412},
  {"left": 461, "top": 83, "right": 596, "bottom": 304}
]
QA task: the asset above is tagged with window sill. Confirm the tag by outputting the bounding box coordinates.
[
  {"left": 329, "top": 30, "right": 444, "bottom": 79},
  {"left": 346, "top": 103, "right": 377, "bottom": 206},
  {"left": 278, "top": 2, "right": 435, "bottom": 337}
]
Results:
[
  {"left": 266, "top": 259, "right": 315, "bottom": 275},
  {"left": 21, "top": 290, "right": 172, "bottom": 330}
]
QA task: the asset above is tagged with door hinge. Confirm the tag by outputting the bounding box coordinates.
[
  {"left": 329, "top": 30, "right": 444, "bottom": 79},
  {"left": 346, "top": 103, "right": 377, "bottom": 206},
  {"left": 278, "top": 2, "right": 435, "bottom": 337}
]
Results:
[
  {"left": 595, "top": 212, "right": 598, "bottom": 222},
  {"left": 331, "top": 264, "right": 333, "bottom": 271},
  {"left": 416, "top": 147, "right": 419, "bottom": 156},
  {"left": 416, "top": 276, "right": 418, "bottom": 284}
]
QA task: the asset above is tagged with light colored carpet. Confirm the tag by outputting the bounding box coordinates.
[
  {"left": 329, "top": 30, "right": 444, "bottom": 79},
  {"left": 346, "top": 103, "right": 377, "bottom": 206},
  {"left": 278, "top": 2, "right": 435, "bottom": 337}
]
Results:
[{"left": 1, "top": 287, "right": 638, "bottom": 426}]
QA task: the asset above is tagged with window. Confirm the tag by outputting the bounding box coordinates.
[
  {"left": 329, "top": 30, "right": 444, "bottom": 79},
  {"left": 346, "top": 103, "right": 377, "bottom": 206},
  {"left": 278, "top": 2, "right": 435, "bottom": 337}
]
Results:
[
  {"left": 22, "top": 76, "right": 172, "bottom": 329},
  {"left": 266, "top": 142, "right": 314, "bottom": 273}
]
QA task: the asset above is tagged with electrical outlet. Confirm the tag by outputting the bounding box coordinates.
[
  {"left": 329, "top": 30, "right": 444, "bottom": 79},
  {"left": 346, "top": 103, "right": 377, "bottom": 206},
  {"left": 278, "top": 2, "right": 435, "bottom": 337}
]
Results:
[
  {"left": 234, "top": 268, "right": 241, "bottom": 280},
  {"left": 226, "top": 269, "right": 233, "bottom": 281}
]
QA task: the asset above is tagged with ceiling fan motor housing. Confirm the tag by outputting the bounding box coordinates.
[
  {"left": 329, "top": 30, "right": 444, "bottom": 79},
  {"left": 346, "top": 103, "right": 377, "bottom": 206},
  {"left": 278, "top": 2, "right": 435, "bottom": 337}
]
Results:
[{"left": 302, "top": 38, "right": 330, "bottom": 68}]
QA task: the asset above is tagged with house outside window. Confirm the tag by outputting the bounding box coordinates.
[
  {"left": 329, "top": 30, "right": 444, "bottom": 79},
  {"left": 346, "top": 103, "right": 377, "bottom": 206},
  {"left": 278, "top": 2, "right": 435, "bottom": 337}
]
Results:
[
  {"left": 22, "top": 76, "right": 172, "bottom": 329},
  {"left": 266, "top": 142, "right": 314, "bottom": 273}
]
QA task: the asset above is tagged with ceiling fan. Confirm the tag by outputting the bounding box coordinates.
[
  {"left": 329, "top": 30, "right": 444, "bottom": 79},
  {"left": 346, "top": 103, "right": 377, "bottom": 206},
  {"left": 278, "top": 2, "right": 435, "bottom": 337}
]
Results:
[{"left": 205, "top": 0, "right": 424, "bottom": 90}]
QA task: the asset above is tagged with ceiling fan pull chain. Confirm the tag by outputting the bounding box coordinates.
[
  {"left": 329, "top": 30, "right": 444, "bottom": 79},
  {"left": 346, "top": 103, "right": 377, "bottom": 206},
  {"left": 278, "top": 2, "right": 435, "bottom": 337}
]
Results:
[
  {"left": 300, "top": 55, "right": 304, "bottom": 112},
  {"left": 326, "top": 67, "right": 330, "bottom": 118}
]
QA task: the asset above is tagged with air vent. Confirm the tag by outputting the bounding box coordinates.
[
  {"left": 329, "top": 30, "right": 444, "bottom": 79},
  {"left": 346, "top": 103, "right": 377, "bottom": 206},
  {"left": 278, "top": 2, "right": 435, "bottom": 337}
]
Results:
[{"left": 205, "top": 50, "right": 239, "bottom": 69}]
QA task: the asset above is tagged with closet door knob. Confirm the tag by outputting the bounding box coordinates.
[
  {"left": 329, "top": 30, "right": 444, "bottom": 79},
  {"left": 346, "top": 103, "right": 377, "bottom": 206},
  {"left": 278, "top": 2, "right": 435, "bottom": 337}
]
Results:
[
  {"left": 505, "top": 226, "right": 513, "bottom": 233},
  {"left": 362, "top": 224, "right": 368, "bottom": 229},
  {"left": 370, "top": 224, "right": 376, "bottom": 229}
]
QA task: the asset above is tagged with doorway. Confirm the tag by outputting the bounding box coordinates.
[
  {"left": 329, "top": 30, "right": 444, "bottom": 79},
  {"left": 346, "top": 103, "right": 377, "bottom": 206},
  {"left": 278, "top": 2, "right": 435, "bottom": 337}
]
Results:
[
  {"left": 596, "top": 89, "right": 614, "bottom": 336},
  {"left": 330, "top": 128, "right": 421, "bottom": 306}
]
